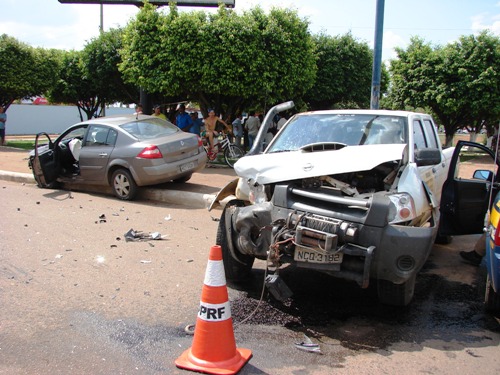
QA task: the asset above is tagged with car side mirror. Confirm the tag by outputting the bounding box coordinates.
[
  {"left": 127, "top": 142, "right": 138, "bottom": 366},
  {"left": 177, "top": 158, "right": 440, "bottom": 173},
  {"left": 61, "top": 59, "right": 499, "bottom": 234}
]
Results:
[
  {"left": 473, "top": 169, "right": 494, "bottom": 181},
  {"left": 415, "top": 148, "right": 441, "bottom": 166}
]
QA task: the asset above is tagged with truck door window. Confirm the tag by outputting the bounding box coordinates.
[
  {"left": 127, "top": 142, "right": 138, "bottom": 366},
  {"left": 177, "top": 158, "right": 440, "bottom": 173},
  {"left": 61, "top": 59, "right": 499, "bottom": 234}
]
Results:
[
  {"left": 413, "top": 120, "right": 427, "bottom": 150},
  {"left": 455, "top": 144, "right": 497, "bottom": 180},
  {"left": 423, "top": 119, "right": 439, "bottom": 148}
]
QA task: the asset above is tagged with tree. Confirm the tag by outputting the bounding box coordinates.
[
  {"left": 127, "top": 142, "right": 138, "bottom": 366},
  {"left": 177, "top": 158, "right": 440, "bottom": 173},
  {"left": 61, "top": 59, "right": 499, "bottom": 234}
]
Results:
[
  {"left": 49, "top": 50, "right": 101, "bottom": 121},
  {"left": 439, "top": 31, "right": 500, "bottom": 142},
  {"left": 49, "top": 28, "right": 139, "bottom": 121},
  {"left": 304, "top": 33, "right": 374, "bottom": 110},
  {"left": 0, "top": 34, "right": 59, "bottom": 110},
  {"left": 81, "top": 28, "right": 139, "bottom": 109},
  {"left": 388, "top": 33, "right": 500, "bottom": 146},
  {"left": 119, "top": 4, "right": 317, "bottom": 120}
]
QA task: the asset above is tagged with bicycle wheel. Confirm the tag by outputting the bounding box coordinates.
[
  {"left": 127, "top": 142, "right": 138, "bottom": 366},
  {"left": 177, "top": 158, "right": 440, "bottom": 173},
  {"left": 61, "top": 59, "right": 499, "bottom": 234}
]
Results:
[{"left": 224, "top": 144, "right": 245, "bottom": 168}]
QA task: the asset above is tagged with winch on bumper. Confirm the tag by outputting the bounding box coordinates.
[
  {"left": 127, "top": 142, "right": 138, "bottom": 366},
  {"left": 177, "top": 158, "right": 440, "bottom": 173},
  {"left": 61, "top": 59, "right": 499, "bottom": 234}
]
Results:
[{"left": 221, "top": 182, "right": 437, "bottom": 306}]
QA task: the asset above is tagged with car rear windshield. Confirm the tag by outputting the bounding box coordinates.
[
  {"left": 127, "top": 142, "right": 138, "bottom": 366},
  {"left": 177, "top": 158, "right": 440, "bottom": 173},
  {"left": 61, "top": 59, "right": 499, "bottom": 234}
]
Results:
[
  {"left": 267, "top": 113, "right": 407, "bottom": 152},
  {"left": 120, "top": 118, "right": 179, "bottom": 140}
]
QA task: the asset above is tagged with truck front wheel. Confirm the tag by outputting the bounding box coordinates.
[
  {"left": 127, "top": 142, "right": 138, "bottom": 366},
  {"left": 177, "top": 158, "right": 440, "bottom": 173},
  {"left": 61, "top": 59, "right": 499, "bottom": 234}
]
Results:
[
  {"left": 216, "top": 200, "right": 255, "bottom": 282},
  {"left": 377, "top": 274, "right": 416, "bottom": 307}
]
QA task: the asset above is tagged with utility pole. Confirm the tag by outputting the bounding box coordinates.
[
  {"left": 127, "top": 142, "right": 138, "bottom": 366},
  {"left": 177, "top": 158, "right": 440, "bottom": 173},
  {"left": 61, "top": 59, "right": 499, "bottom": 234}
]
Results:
[
  {"left": 100, "top": 3, "right": 105, "bottom": 116},
  {"left": 370, "top": 0, "right": 385, "bottom": 109}
]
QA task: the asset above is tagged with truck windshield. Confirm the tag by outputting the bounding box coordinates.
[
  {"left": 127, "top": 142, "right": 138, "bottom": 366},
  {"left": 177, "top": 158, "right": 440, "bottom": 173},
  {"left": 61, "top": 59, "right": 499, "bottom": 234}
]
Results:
[{"left": 267, "top": 114, "right": 407, "bottom": 152}]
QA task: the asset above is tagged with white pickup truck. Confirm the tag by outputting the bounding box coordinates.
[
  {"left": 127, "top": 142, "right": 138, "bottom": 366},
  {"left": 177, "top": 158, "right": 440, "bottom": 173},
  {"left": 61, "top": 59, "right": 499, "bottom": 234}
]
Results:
[{"left": 211, "top": 102, "right": 499, "bottom": 306}]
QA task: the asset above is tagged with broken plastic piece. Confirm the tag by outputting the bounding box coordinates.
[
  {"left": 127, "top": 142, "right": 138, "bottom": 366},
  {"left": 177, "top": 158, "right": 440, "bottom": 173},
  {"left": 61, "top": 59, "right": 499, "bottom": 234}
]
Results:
[
  {"left": 124, "top": 228, "right": 164, "bottom": 242},
  {"left": 294, "top": 334, "right": 322, "bottom": 354},
  {"left": 265, "top": 274, "right": 293, "bottom": 301}
]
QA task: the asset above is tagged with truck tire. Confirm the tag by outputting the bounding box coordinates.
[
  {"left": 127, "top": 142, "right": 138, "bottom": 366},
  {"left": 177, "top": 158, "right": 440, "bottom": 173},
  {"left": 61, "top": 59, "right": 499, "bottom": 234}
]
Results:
[
  {"left": 216, "top": 200, "right": 255, "bottom": 282},
  {"left": 377, "top": 274, "right": 416, "bottom": 307},
  {"left": 485, "top": 274, "right": 500, "bottom": 312}
]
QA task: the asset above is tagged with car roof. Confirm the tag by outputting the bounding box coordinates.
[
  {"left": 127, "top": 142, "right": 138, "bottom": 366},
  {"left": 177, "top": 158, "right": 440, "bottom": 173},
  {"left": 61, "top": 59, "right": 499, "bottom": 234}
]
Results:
[{"left": 76, "top": 114, "right": 161, "bottom": 128}]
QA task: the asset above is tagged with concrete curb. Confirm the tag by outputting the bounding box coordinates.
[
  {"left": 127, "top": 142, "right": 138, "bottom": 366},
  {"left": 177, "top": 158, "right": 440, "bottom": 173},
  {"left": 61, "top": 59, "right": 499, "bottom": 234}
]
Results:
[
  {"left": 0, "top": 170, "right": 219, "bottom": 209},
  {"left": 0, "top": 171, "right": 35, "bottom": 184}
]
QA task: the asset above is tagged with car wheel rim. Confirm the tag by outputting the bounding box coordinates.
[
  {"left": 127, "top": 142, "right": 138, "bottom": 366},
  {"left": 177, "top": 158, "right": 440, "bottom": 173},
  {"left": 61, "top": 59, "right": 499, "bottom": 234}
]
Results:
[{"left": 114, "top": 174, "right": 130, "bottom": 197}]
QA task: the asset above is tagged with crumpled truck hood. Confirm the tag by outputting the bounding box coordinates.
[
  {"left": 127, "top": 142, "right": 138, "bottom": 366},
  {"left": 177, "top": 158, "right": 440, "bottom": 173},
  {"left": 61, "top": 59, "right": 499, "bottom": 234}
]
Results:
[{"left": 234, "top": 144, "right": 407, "bottom": 185}]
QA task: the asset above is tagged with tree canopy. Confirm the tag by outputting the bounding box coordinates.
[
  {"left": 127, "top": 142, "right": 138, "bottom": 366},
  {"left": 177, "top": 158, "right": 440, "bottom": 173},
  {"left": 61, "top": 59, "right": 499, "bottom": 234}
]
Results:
[
  {"left": 387, "top": 32, "right": 500, "bottom": 146},
  {"left": 0, "top": 34, "right": 60, "bottom": 110},
  {"left": 305, "top": 33, "right": 376, "bottom": 110},
  {"left": 119, "top": 3, "right": 317, "bottom": 118}
]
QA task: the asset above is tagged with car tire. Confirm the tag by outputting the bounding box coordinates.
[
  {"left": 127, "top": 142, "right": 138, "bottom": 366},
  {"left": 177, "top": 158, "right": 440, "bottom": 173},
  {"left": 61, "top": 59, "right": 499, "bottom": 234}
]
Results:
[
  {"left": 216, "top": 200, "right": 255, "bottom": 282},
  {"left": 377, "top": 274, "right": 416, "bottom": 307},
  {"left": 173, "top": 173, "right": 192, "bottom": 183},
  {"left": 111, "top": 168, "right": 138, "bottom": 200},
  {"left": 224, "top": 144, "right": 245, "bottom": 168},
  {"left": 485, "top": 274, "right": 500, "bottom": 312}
]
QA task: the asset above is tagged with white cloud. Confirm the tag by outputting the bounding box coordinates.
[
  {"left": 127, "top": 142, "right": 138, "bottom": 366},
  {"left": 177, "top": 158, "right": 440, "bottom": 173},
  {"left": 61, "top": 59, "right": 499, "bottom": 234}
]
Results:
[{"left": 471, "top": 12, "right": 500, "bottom": 36}]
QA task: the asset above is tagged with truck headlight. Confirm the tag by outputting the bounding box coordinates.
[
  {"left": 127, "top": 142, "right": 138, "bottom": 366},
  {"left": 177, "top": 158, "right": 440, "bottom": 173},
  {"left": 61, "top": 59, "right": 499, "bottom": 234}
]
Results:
[
  {"left": 387, "top": 193, "right": 416, "bottom": 224},
  {"left": 248, "top": 179, "right": 267, "bottom": 204}
]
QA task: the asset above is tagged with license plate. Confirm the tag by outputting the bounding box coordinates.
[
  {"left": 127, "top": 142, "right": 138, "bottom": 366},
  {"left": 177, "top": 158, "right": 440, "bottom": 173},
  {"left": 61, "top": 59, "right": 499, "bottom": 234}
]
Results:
[
  {"left": 294, "top": 248, "right": 343, "bottom": 264},
  {"left": 180, "top": 161, "right": 195, "bottom": 172}
]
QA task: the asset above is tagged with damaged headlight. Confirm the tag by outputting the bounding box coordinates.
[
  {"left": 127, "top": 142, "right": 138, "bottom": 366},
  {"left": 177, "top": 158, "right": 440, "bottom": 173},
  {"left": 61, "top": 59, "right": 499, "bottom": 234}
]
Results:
[
  {"left": 248, "top": 179, "right": 268, "bottom": 204},
  {"left": 387, "top": 193, "right": 416, "bottom": 224}
]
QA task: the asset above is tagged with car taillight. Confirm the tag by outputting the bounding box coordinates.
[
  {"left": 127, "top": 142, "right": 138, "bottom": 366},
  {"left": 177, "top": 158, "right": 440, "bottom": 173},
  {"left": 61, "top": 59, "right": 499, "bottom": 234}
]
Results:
[{"left": 137, "top": 145, "right": 163, "bottom": 159}]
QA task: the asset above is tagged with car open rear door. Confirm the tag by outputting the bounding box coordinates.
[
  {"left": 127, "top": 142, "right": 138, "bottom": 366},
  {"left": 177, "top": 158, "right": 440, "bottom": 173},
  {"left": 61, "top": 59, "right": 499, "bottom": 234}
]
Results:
[
  {"left": 439, "top": 140, "right": 500, "bottom": 236},
  {"left": 31, "top": 132, "right": 59, "bottom": 187}
]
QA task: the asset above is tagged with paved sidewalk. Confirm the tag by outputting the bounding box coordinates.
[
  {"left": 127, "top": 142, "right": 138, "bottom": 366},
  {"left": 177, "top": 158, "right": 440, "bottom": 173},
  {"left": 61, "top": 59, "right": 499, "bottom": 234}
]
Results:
[{"left": 0, "top": 146, "right": 238, "bottom": 208}]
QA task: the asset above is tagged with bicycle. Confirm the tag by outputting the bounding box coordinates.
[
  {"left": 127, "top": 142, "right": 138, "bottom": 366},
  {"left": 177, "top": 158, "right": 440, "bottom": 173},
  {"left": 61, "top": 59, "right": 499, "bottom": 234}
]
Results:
[{"left": 202, "top": 132, "right": 245, "bottom": 168}]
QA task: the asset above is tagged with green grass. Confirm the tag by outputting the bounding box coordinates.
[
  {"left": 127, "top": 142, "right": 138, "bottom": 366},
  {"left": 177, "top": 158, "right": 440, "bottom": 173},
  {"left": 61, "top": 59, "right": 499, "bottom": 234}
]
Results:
[{"left": 5, "top": 140, "right": 36, "bottom": 150}]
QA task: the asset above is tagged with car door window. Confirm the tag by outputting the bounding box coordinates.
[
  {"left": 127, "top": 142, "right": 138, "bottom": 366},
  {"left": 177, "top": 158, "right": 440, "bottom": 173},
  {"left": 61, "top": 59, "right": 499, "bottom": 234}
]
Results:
[{"left": 84, "top": 126, "right": 116, "bottom": 147}]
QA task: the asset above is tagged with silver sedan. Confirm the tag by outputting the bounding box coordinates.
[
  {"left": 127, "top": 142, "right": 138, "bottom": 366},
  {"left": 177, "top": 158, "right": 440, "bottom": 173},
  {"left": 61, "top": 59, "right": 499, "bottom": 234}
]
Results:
[{"left": 29, "top": 114, "right": 207, "bottom": 200}]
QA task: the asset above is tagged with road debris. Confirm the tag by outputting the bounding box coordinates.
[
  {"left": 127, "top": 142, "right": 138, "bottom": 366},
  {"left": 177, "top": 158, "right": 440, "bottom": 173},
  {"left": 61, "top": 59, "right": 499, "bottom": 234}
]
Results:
[
  {"left": 124, "top": 228, "right": 165, "bottom": 242},
  {"left": 294, "top": 334, "right": 322, "bottom": 354}
]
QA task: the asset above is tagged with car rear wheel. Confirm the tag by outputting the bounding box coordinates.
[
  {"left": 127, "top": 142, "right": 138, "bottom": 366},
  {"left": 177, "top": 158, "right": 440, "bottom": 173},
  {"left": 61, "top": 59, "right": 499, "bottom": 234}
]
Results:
[
  {"left": 216, "top": 200, "right": 254, "bottom": 282},
  {"left": 485, "top": 274, "right": 500, "bottom": 312},
  {"left": 111, "top": 168, "right": 138, "bottom": 200},
  {"left": 377, "top": 274, "right": 416, "bottom": 307}
]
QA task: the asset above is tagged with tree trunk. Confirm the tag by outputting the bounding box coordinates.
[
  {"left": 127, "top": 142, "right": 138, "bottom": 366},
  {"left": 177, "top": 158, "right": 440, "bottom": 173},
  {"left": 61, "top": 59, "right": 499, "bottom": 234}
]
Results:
[{"left": 445, "top": 132, "right": 454, "bottom": 148}]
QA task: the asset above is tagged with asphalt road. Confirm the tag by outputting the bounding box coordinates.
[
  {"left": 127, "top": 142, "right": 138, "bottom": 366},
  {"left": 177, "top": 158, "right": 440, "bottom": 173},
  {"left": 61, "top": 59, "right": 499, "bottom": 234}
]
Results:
[{"left": 1, "top": 179, "right": 500, "bottom": 375}]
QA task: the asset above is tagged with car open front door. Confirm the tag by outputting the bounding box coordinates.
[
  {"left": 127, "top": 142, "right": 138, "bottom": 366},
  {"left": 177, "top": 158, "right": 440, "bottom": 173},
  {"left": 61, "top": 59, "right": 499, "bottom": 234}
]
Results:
[
  {"left": 31, "top": 132, "right": 58, "bottom": 187},
  {"left": 439, "top": 140, "right": 500, "bottom": 236}
]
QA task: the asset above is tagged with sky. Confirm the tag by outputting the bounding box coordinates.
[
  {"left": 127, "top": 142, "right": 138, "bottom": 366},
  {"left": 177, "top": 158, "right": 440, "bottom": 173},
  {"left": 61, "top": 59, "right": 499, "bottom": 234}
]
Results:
[{"left": 2, "top": 0, "right": 500, "bottom": 61}]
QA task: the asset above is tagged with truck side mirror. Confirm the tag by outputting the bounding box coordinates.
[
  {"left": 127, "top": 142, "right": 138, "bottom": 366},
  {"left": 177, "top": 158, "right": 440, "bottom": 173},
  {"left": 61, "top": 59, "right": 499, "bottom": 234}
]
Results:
[
  {"left": 415, "top": 148, "right": 442, "bottom": 166},
  {"left": 473, "top": 169, "right": 494, "bottom": 181}
]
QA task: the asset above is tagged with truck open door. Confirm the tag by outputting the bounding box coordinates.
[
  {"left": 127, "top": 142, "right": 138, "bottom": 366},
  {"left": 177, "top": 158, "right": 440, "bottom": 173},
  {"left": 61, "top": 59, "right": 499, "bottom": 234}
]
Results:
[{"left": 439, "top": 140, "right": 500, "bottom": 236}]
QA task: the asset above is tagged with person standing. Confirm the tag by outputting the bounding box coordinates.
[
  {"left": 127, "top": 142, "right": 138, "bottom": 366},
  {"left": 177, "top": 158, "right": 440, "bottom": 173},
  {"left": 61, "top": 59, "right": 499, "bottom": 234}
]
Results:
[
  {"left": 460, "top": 233, "right": 486, "bottom": 266},
  {"left": 176, "top": 104, "right": 193, "bottom": 132},
  {"left": 0, "top": 106, "right": 6, "bottom": 146},
  {"left": 189, "top": 112, "right": 203, "bottom": 135},
  {"left": 232, "top": 114, "right": 243, "bottom": 147},
  {"left": 134, "top": 104, "right": 143, "bottom": 115},
  {"left": 276, "top": 113, "right": 287, "bottom": 130},
  {"left": 245, "top": 111, "right": 260, "bottom": 150},
  {"left": 152, "top": 105, "right": 166, "bottom": 120}
]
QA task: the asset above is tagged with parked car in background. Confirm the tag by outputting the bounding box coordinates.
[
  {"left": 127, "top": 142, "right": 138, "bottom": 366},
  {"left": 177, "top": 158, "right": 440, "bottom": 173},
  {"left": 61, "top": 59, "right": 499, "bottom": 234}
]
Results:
[
  {"left": 485, "top": 191, "right": 500, "bottom": 312},
  {"left": 29, "top": 114, "right": 207, "bottom": 200}
]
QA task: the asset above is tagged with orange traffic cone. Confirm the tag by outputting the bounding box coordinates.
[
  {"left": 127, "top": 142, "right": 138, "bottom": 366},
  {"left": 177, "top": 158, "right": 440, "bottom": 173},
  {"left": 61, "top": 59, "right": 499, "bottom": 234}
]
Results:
[{"left": 175, "top": 245, "right": 252, "bottom": 375}]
